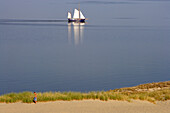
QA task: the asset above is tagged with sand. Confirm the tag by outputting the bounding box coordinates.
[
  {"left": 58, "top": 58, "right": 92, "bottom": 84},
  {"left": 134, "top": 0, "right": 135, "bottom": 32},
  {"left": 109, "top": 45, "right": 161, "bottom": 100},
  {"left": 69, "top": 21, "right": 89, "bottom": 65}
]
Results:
[{"left": 0, "top": 100, "right": 170, "bottom": 113}]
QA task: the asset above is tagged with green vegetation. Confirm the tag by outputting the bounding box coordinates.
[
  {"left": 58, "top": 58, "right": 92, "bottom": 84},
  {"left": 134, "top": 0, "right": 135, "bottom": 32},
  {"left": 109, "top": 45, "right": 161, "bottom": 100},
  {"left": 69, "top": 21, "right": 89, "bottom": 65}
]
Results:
[{"left": 0, "top": 81, "right": 169, "bottom": 103}]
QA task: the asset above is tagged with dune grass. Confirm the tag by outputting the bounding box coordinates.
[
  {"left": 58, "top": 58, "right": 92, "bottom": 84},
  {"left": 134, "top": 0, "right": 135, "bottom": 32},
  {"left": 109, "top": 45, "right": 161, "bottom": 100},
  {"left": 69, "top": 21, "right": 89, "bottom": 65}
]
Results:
[{"left": 0, "top": 81, "right": 169, "bottom": 103}]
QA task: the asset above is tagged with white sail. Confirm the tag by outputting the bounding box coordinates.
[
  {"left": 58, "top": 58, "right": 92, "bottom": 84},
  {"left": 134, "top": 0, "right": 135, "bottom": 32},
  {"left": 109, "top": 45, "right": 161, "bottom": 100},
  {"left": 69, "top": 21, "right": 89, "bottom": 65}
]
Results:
[
  {"left": 73, "top": 9, "right": 79, "bottom": 19},
  {"left": 67, "top": 12, "right": 71, "bottom": 19},
  {"left": 80, "top": 11, "right": 85, "bottom": 19}
]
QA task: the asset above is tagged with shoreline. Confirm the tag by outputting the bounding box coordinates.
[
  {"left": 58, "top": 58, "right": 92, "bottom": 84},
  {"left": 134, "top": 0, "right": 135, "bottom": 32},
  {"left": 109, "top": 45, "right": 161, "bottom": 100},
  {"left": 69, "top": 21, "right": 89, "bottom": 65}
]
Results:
[
  {"left": 0, "top": 81, "right": 170, "bottom": 103},
  {"left": 0, "top": 81, "right": 170, "bottom": 113}
]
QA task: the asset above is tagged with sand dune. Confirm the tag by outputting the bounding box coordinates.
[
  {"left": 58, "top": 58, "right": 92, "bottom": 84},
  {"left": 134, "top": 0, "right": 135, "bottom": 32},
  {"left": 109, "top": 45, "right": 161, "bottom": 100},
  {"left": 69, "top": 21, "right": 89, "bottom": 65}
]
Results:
[{"left": 0, "top": 100, "right": 170, "bottom": 113}]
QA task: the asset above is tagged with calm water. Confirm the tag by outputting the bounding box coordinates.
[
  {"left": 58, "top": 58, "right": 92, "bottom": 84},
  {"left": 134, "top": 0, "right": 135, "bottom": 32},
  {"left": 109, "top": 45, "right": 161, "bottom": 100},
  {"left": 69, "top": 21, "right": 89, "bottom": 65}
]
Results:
[{"left": 0, "top": 0, "right": 170, "bottom": 95}]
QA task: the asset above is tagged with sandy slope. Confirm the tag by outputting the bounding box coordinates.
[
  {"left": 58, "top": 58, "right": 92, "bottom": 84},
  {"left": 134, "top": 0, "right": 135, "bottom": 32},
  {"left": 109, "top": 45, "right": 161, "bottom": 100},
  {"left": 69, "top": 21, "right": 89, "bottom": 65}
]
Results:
[{"left": 0, "top": 100, "right": 170, "bottom": 113}]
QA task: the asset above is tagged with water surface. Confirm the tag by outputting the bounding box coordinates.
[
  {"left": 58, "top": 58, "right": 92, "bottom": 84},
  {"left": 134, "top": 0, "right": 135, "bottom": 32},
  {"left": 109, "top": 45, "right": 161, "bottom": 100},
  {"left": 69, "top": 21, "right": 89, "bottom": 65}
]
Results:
[{"left": 0, "top": 0, "right": 170, "bottom": 94}]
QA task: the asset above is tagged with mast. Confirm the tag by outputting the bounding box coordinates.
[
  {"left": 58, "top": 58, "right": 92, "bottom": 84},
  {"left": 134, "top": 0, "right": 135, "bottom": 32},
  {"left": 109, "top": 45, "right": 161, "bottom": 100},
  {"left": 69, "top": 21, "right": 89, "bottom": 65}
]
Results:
[{"left": 78, "top": 3, "right": 80, "bottom": 19}]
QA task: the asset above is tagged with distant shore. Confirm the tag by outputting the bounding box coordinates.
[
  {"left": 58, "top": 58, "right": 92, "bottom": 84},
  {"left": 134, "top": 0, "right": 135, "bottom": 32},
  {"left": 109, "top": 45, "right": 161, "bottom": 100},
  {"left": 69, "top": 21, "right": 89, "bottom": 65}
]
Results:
[{"left": 0, "top": 81, "right": 169, "bottom": 103}]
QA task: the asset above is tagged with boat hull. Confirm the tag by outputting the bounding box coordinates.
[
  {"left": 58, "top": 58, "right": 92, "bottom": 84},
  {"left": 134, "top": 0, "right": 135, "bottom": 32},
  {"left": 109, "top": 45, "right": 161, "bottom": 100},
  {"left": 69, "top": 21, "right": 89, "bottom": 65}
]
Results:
[{"left": 68, "top": 19, "right": 85, "bottom": 23}]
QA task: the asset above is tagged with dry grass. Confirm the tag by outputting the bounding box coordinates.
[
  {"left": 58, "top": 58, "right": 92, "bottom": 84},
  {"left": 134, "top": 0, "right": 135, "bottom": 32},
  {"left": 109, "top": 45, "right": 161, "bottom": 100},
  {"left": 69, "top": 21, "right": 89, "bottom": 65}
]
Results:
[{"left": 113, "top": 81, "right": 170, "bottom": 92}]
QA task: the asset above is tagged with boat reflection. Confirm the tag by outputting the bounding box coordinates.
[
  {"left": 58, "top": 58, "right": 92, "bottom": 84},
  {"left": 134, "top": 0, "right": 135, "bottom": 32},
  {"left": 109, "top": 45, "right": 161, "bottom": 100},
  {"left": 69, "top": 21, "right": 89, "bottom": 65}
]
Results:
[{"left": 68, "top": 22, "right": 85, "bottom": 45}]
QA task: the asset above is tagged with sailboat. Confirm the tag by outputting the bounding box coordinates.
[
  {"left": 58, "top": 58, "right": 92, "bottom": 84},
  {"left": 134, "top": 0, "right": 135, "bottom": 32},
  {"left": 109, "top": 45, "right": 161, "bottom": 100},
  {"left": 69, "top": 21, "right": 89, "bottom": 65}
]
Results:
[{"left": 68, "top": 8, "right": 86, "bottom": 23}]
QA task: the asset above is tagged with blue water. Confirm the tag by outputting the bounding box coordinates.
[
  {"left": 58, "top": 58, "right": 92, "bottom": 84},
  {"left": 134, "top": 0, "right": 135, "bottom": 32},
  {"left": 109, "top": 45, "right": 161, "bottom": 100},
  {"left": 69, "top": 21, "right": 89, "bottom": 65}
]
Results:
[{"left": 0, "top": 0, "right": 170, "bottom": 95}]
